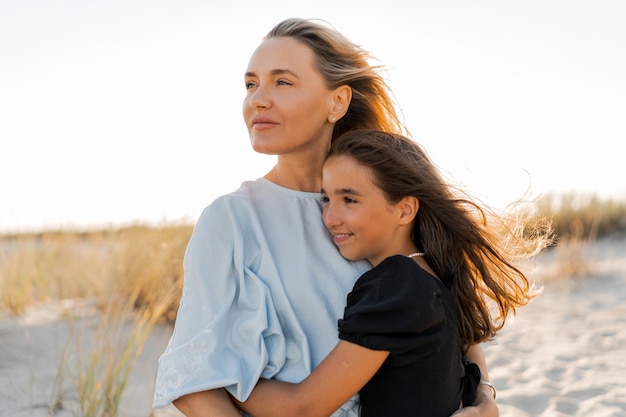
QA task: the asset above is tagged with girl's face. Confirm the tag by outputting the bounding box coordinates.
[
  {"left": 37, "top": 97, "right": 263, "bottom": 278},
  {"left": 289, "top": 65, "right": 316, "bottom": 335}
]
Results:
[
  {"left": 321, "top": 155, "right": 412, "bottom": 267},
  {"left": 243, "top": 36, "right": 336, "bottom": 157}
]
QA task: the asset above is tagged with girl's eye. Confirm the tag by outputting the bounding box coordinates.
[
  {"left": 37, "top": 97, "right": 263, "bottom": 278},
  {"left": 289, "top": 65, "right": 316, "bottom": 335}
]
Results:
[
  {"left": 320, "top": 195, "right": 329, "bottom": 204},
  {"left": 344, "top": 197, "right": 357, "bottom": 204},
  {"left": 245, "top": 81, "right": 257, "bottom": 90},
  {"left": 277, "top": 79, "right": 292, "bottom": 86}
]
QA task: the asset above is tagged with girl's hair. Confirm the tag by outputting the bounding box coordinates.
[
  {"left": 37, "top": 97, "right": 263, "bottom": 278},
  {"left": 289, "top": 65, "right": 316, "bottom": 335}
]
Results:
[
  {"left": 328, "top": 129, "right": 552, "bottom": 346},
  {"left": 265, "top": 18, "right": 407, "bottom": 140}
]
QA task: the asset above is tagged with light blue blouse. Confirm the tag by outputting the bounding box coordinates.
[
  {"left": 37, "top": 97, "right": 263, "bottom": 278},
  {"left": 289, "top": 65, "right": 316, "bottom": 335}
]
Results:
[{"left": 153, "top": 178, "right": 370, "bottom": 416}]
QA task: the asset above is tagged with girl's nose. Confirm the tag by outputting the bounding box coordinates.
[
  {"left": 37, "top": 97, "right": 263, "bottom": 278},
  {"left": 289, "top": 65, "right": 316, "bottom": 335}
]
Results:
[{"left": 322, "top": 204, "right": 340, "bottom": 228}]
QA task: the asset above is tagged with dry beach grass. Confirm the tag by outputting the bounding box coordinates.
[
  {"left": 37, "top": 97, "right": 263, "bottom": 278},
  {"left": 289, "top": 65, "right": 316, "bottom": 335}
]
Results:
[{"left": 1, "top": 193, "right": 625, "bottom": 416}]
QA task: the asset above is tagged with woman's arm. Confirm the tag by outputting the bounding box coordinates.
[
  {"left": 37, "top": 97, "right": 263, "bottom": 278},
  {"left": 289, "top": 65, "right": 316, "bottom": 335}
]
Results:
[
  {"left": 466, "top": 343, "right": 490, "bottom": 381},
  {"left": 173, "top": 388, "right": 243, "bottom": 417},
  {"left": 233, "top": 340, "right": 389, "bottom": 417},
  {"left": 451, "top": 344, "right": 499, "bottom": 416}
]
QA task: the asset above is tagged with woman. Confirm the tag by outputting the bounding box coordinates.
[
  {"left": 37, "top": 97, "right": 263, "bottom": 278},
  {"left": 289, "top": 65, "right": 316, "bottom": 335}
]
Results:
[
  {"left": 153, "top": 18, "right": 499, "bottom": 417},
  {"left": 232, "top": 129, "right": 548, "bottom": 416}
]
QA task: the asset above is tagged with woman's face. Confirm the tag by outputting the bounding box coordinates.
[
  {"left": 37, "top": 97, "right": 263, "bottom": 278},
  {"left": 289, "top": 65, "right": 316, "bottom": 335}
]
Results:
[
  {"left": 243, "top": 36, "right": 336, "bottom": 157},
  {"left": 321, "top": 155, "right": 410, "bottom": 267}
]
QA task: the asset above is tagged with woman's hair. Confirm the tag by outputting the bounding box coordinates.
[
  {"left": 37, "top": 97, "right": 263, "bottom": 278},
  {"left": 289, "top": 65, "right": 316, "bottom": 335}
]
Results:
[
  {"left": 265, "top": 18, "right": 406, "bottom": 140},
  {"left": 328, "top": 129, "right": 552, "bottom": 346}
]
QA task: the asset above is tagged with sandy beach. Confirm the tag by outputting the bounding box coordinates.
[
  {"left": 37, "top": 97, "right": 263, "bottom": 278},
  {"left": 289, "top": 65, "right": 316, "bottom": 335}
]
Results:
[
  {"left": 2, "top": 237, "right": 625, "bottom": 417},
  {"left": 483, "top": 236, "right": 626, "bottom": 417}
]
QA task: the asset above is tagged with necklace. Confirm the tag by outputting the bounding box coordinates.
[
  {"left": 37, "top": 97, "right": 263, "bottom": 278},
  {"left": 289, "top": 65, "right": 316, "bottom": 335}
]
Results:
[{"left": 407, "top": 252, "right": 425, "bottom": 258}]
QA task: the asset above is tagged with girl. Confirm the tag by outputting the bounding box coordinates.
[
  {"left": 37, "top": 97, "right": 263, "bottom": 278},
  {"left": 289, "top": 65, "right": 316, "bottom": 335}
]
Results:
[{"left": 233, "top": 129, "right": 550, "bottom": 416}]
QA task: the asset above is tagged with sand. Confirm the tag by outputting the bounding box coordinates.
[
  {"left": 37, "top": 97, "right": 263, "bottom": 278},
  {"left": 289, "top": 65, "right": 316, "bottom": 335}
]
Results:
[
  {"left": 1, "top": 237, "right": 625, "bottom": 417},
  {"left": 482, "top": 237, "right": 626, "bottom": 417}
]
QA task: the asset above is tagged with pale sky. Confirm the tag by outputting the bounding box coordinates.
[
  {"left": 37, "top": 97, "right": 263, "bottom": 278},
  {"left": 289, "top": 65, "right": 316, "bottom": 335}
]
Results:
[{"left": 1, "top": 0, "right": 625, "bottom": 233}]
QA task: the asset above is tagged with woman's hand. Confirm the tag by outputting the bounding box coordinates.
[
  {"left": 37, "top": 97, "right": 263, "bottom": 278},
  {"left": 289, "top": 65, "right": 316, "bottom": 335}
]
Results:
[
  {"left": 451, "top": 384, "right": 499, "bottom": 416},
  {"left": 454, "top": 344, "right": 499, "bottom": 416}
]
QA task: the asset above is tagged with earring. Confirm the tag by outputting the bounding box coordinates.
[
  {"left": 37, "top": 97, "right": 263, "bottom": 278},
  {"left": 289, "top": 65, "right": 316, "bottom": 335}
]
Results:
[{"left": 329, "top": 116, "right": 336, "bottom": 123}]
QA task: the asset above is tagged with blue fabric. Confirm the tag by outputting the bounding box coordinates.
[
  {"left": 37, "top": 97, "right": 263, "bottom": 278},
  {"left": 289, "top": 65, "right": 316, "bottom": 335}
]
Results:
[{"left": 153, "top": 178, "right": 369, "bottom": 416}]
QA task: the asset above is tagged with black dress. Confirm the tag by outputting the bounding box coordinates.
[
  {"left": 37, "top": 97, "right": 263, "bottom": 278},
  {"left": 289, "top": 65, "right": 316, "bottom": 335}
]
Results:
[{"left": 338, "top": 255, "right": 465, "bottom": 417}]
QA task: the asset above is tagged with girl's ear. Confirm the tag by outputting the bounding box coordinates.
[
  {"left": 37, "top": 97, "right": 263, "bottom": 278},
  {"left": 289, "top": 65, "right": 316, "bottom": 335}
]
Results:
[
  {"left": 328, "top": 85, "right": 352, "bottom": 122},
  {"left": 398, "top": 196, "right": 419, "bottom": 226}
]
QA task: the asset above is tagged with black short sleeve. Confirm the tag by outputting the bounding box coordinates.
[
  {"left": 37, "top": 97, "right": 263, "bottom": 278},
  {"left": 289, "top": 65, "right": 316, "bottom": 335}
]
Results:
[{"left": 338, "top": 255, "right": 449, "bottom": 364}]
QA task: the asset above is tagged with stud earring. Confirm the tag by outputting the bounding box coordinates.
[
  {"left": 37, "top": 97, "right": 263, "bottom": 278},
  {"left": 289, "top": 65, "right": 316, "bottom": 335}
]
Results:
[{"left": 329, "top": 116, "right": 336, "bottom": 123}]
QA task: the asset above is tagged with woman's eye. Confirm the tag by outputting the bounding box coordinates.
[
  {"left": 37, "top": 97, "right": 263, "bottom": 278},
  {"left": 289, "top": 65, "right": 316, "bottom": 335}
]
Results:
[
  {"left": 320, "top": 195, "right": 329, "bottom": 203},
  {"left": 245, "top": 81, "right": 257, "bottom": 90},
  {"left": 277, "top": 79, "right": 292, "bottom": 86},
  {"left": 344, "top": 197, "right": 357, "bottom": 204}
]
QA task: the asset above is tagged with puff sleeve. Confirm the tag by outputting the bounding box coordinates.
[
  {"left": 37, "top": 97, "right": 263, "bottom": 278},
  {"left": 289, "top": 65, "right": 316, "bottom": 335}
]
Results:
[
  {"left": 338, "top": 256, "right": 447, "bottom": 366},
  {"left": 153, "top": 195, "right": 287, "bottom": 407}
]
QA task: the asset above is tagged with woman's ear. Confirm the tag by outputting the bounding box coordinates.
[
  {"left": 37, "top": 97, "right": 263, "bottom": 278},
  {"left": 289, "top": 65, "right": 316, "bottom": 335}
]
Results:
[
  {"left": 398, "top": 196, "right": 419, "bottom": 226},
  {"left": 328, "top": 85, "right": 352, "bottom": 122}
]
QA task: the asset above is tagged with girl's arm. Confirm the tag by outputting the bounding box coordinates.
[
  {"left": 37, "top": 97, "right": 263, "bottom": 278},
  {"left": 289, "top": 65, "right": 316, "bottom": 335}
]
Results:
[
  {"left": 173, "top": 389, "right": 243, "bottom": 417},
  {"left": 233, "top": 340, "right": 389, "bottom": 417}
]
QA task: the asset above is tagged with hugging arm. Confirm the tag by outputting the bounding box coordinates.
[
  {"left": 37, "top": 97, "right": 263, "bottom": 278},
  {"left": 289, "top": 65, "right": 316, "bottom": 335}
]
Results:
[
  {"left": 173, "top": 389, "right": 243, "bottom": 417},
  {"left": 452, "top": 344, "right": 499, "bottom": 416},
  {"left": 235, "top": 342, "right": 498, "bottom": 417},
  {"left": 233, "top": 340, "right": 389, "bottom": 417}
]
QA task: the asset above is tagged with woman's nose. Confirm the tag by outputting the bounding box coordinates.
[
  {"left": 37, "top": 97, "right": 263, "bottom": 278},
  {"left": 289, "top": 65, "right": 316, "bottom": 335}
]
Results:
[{"left": 248, "top": 85, "right": 270, "bottom": 108}]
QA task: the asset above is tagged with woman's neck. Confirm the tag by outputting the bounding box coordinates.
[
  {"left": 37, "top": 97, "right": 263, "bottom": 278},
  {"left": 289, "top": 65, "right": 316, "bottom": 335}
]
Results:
[
  {"left": 264, "top": 163, "right": 322, "bottom": 193},
  {"left": 263, "top": 139, "right": 331, "bottom": 192}
]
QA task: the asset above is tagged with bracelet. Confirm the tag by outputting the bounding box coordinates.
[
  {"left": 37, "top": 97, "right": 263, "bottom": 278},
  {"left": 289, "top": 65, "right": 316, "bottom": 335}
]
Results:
[{"left": 480, "top": 380, "right": 497, "bottom": 400}]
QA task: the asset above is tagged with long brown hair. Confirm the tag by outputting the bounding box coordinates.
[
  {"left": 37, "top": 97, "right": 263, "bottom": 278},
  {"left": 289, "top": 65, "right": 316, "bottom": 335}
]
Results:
[
  {"left": 328, "top": 129, "right": 551, "bottom": 345},
  {"left": 265, "top": 18, "right": 407, "bottom": 140}
]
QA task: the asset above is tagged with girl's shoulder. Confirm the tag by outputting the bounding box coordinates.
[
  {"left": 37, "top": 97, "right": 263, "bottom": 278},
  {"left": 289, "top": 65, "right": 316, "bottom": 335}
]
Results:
[{"left": 358, "top": 255, "right": 439, "bottom": 291}]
